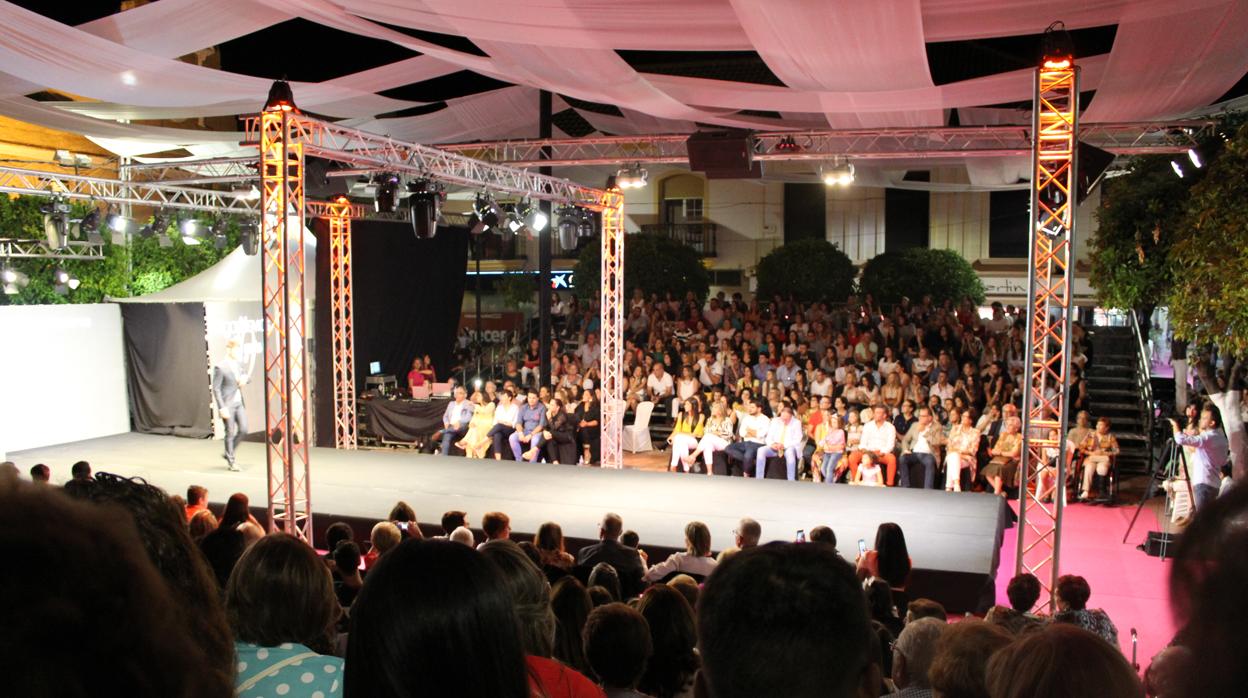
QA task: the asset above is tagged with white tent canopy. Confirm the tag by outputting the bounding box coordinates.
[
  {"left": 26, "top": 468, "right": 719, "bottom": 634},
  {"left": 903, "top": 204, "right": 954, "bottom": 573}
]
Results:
[{"left": 112, "top": 229, "right": 317, "bottom": 304}]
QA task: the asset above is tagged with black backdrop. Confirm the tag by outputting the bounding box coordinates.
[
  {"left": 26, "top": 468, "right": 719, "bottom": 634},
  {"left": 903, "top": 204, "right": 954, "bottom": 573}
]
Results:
[
  {"left": 314, "top": 219, "right": 469, "bottom": 446},
  {"left": 121, "top": 302, "right": 213, "bottom": 438}
]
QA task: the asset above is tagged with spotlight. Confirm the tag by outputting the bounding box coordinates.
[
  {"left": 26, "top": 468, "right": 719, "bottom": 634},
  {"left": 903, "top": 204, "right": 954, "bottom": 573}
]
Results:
[
  {"left": 1041, "top": 21, "right": 1074, "bottom": 70},
  {"left": 577, "top": 210, "right": 596, "bottom": 239},
  {"left": 240, "top": 220, "right": 260, "bottom": 255},
  {"left": 107, "top": 212, "right": 133, "bottom": 233},
  {"left": 141, "top": 209, "right": 172, "bottom": 241},
  {"left": 179, "top": 217, "right": 202, "bottom": 245},
  {"left": 556, "top": 206, "right": 590, "bottom": 251},
  {"left": 822, "top": 161, "right": 855, "bottom": 186},
  {"left": 505, "top": 206, "right": 526, "bottom": 235},
  {"left": 263, "top": 79, "right": 299, "bottom": 113},
  {"left": 210, "top": 219, "right": 229, "bottom": 250},
  {"left": 406, "top": 179, "right": 443, "bottom": 240},
  {"left": 53, "top": 267, "right": 79, "bottom": 295},
  {"left": 40, "top": 198, "right": 70, "bottom": 249},
  {"left": 373, "top": 173, "right": 401, "bottom": 213},
  {"left": 78, "top": 208, "right": 103, "bottom": 245},
  {"left": 615, "top": 163, "right": 649, "bottom": 189},
  {"left": 516, "top": 200, "right": 548, "bottom": 235},
  {"left": 1187, "top": 148, "right": 1202, "bottom": 169},
  {"left": 472, "top": 193, "right": 502, "bottom": 234},
  {"left": 775, "top": 135, "right": 802, "bottom": 153},
  {"left": 1170, "top": 160, "right": 1185, "bottom": 178},
  {"left": 2, "top": 265, "right": 27, "bottom": 295}
]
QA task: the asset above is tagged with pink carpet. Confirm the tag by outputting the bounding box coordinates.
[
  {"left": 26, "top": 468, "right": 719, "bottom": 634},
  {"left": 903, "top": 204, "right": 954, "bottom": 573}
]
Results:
[{"left": 997, "top": 501, "right": 1175, "bottom": 668}]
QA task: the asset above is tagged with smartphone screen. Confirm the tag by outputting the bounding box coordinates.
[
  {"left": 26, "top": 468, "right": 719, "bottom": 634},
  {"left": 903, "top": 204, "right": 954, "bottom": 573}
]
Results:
[
  {"left": 795, "top": 529, "right": 806, "bottom": 543},
  {"left": 858, "top": 539, "right": 867, "bottom": 555}
]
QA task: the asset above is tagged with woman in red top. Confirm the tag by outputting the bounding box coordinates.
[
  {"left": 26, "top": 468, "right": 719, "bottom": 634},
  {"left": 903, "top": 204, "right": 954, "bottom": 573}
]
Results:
[{"left": 407, "top": 357, "right": 426, "bottom": 395}]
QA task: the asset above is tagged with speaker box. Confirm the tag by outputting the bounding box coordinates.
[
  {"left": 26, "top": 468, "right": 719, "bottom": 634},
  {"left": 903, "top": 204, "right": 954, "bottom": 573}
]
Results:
[
  {"left": 686, "top": 131, "right": 762, "bottom": 179},
  {"left": 1077, "top": 141, "right": 1115, "bottom": 204},
  {"left": 1140, "top": 530, "right": 1181, "bottom": 558}
]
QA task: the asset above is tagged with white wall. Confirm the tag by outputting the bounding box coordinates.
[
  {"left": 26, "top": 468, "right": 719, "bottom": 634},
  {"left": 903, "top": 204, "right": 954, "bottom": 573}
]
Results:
[{"left": 0, "top": 303, "right": 130, "bottom": 455}]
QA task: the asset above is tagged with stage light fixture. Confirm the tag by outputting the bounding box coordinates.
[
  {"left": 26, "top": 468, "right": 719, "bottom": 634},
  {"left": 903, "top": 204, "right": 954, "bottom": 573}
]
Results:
[
  {"left": 822, "top": 161, "right": 855, "bottom": 186},
  {"left": 1041, "top": 21, "right": 1075, "bottom": 70},
  {"left": 209, "top": 219, "right": 229, "bottom": 250},
  {"left": 2, "top": 265, "right": 27, "bottom": 295},
  {"left": 53, "top": 267, "right": 79, "bottom": 295},
  {"left": 107, "top": 212, "right": 132, "bottom": 233},
  {"left": 240, "top": 221, "right": 260, "bottom": 255},
  {"left": 263, "top": 79, "right": 299, "bottom": 113},
  {"left": 615, "top": 163, "right": 648, "bottom": 189},
  {"left": 472, "top": 193, "right": 502, "bottom": 234},
  {"left": 78, "top": 208, "right": 104, "bottom": 245},
  {"left": 406, "top": 178, "right": 444, "bottom": 240},
  {"left": 373, "top": 173, "right": 401, "bottom": 214},
  {"left": 506, "top": 206, "right": 526, "bottom": 235},
  {"left": 179, "top": 217, "right": 203, "bottom": 245},
  {"left": 40, "top": 198, "right": 70, "bottom": 249},
  {"left": 775, "top": 135, "right": 802, "bottom": 153},
  {"left": 1170, "top": 160, "right": 1185, "bottom": 178},
  {"left": 1187, "top": 148, "right": 1202, "bottom": 169}
]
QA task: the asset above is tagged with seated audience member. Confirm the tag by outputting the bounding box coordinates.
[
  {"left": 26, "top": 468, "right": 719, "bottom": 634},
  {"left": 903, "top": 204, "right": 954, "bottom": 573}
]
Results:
[
  {"left": 889, "top": 618, "right": 946, "bottom": 698},
  {"left": 184, "top": 484, "right": 209, "bottom": 522},
  {"left": 188, "top": 508, "right": 218, "bottom": 540},
  {"left": 345, "top": 540, "right": 532, "bottom": 697},
  {"left": 70, "top": 459, "right": 93, "bottom": 481},
  {"left": 578, "top": 513, "right": 645, "bottom": 598},
  {"left": 905, "top": 599, "right": 947, "bottom": 626},
  {"left": 982, "top": 416, "right": 1022, "bottom": 496},
  {"left": 808, "top": 525, "right": 837, "bottom": 549},
  {"left": 588, "top": 586, "right": 615, "bottom": 608},
  {"left": 387, "top": 501, "right": 422, "bottom": 539},
  {"left": 898, "top": 408, "right": 945, "bottom": 489},
  {"left": 438, "top": 385, "right": 474, "bottom": 456},
  {"left": 858, "top": 523, "right": 912, "bottom": 594},
  {"left": 589, "top": 563, "right": 623, "bottom": 602},
  {"left": 440, "top": 510, "right": 468, "bottom": 536},
  {"left": 479, "top": 540, "right": 604, "bottom": 697},
  {"left": 621, "top": 530, "right": 641, "bottom": 549},
  {"left": 0, "top": 462, "right": 19, "bottom": 480},
  {"left": 544, "top": 398, "right": 580, "bottom": 464},
  {"left": 489, "top": 390, "right": 520, "bottom": 460},
  {"left": 199, "top": 525, "right": 246, "bottom": 588},
  {"left": 927, "top": 620, "right": 1013, "bottom": 698},
  {"left": 450, "top": 526, "right": 476, "bottom": 547},
  {"left": 944, "top": 410, "right": 980, "bottom": 492},
  {"left": 867, "top": 578, "right": 903, "bottom": 637},
  {"left": 1052, "top": 574, "right": 1119, "bottom": 647},
  {"left": 985, "top": 573, "right": 1044, "bottom": 635},
  {"left": 325, "top": 521, "right": 355, "bottom": 565},
  {"left": 481, "top": 511, "right": 512, "bottom": 546},
  {"left": 28, "top": 463, "right": 51, "bottom": 483},
  {"left": 1078, "top": 416, "right": 1121, "bottom": 501},
  {"left": 643, "top": 521, "right": 716, "bottom": 582},
  {"left": 536, "top": 521, "right": 576, "bottom": 569},
  {"left": 852, "top": 451, "right": 885, "bottom": 486},
  {"left": 723, "top": 399, "right": 770, "bottom": 472},
  {"left": 845, "top": 406, "right": 898, "bottom": 486},
  {"left": 755, "top": 404, "right": 805, "bottom": 481},
  {"left": 457, "top": 391, "right": 497, "bottom": 458},
  {"left": 583, "top": 603, "right": 654, "bottom": 698},
  {"left": 1, "top": 478, "right": 232, "bottom": 698},
  {"left": 637, "top": 585, "right": 700, "bottom": 698},
  {"left": 716, "top": 517, "right": 762, "bottom": 562},
  {"left": 510, "top": 390, "right": 549, "bottom": 463},
  {"left": 551, "top": 577, "right": 594, "bottom": 676},
  {"left": 666, "top": 574, "right": 700, "bottom": 610},
  {"left": 333, "top": 541, "right": 365, "bottom": 610},
  {"left": 218, "top": 492, "right": 261, "bottom": 531},
  {"left": 364, "top": 521, "right": 402, "bottom": 570},
  {"left": 667, "top": 397, "right": 705, "bottom": 472},
  {"left": 986, "top": 624, "right": 1141, "bottom": 698},
  {"left": 226, "top": 533, "right": 342, "bottom": 698},
  {"left": 575, "top": 389, "right": 602, "bottom": 465},
  {"left": 698, "top": 543, "right": 878, "bottom": 698},
  {"left": 685, "top": 401, "right": 735, "bottom": 472}
]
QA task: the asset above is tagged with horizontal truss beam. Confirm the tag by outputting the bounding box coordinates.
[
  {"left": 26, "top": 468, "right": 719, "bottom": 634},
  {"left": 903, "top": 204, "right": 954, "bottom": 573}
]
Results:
[
  {"left": 0, "top": 238, "right": 104, "bottom": 260},
  {"left": 440, "top": 121, "right": 1213, "bottom": 167}
]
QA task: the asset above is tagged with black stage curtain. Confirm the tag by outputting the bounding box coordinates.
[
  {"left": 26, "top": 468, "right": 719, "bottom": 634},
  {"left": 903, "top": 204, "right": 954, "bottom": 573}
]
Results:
[
  {"left": 314, "top": 219, "right": 469, "bottom": 447},
  {"left": 121, "top": 302, "right": 213, "bottom": 438},
  {"left": 364, "top": 397, "right": 449, "bottom": 442}
]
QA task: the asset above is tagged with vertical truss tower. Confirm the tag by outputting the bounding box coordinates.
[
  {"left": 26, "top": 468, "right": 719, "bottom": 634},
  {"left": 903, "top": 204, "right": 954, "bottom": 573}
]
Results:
[
  {"left": 328, "top": 198, "right": 357, "bottom": 449},
  {"left": 1016, "top": 48, "right": 1079, "bottom": 610},
  {"left": 599, "top": 189, "right": 626, "bottom": 468},
  {"left": 259, "top": 105, "right": 313, "bottom": 541}
]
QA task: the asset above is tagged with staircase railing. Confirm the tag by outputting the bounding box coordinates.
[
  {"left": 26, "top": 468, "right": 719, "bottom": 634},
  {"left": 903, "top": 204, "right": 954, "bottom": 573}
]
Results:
[{"left": 1128, "top": 311, "right": 1155, "bottom": 440}]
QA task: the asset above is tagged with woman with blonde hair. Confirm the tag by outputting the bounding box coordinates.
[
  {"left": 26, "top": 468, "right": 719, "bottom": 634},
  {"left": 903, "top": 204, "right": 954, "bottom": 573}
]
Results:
[
  {"left": 945, "top": 409, "right": 981, "bottom": 492},
  {"left": 814, "top": 412, "right": 846, "bottom": 484},
  {"left": 683, "top": 401, "right": 734, "bottom": 473},
  {"left": 983, "top": 416, "right": 1023, "bottom": 496},
  {"left": 456, "top": 391, "right": 496, "bottom": 458}
]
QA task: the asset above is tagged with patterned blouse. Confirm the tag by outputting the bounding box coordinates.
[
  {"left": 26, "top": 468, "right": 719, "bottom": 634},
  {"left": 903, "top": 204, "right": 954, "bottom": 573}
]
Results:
[{"left": 234, "top": 641, "right": 342, "bottom": 698}]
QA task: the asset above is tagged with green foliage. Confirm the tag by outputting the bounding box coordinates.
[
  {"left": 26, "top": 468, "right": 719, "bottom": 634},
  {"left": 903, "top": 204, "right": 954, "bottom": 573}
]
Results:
[
  {"left": 495, "top": 269, "right": 536, "bottom": 309},
  {"left": 0, "top": 195, "right": 239, "bottom": 305},
  {"left": 755, "top": 238, "right": 856, "bottom": 303},
  {"left": 573, "top": 232, "right": 710, "bottom": 304},
  {"left": 1168, "top": 121, "right": 1248, "bottom": 356},
  {"left": 859, "top": 248, "right": 985, "bottom": 306}
]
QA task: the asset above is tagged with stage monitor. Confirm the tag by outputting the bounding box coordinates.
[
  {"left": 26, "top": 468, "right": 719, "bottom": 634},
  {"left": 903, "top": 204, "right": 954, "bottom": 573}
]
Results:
[
  {"left": 1077, "top": 141, "right": 1115, "bottom": 204},
  {"left": 686, "top": 130, "right": 762, "bottom": 179}
]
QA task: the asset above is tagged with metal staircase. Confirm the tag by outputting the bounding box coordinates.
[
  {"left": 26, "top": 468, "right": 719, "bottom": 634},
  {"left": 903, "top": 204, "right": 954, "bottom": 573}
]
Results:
[{"left": 1085, "top": 320, "right": 1155, "bottom": 475}]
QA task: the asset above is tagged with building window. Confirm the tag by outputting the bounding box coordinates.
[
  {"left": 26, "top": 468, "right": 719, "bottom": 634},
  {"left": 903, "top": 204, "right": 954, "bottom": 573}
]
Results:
[
  {"left": 989, "top": 190, "right": 1030, "bottom": 258},
  {"left": 663, "top": 197, "right": 703, "bottom": 223}
]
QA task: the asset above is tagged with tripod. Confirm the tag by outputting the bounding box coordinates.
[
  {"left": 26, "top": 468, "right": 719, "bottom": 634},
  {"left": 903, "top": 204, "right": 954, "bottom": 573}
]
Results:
[{"left": 1123, "top": 434, "right": 1194, "bottom": 560}]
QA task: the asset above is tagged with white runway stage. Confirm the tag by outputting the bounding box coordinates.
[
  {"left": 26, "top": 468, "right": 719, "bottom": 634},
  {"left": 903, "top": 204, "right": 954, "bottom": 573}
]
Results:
[{"left": 15, "top": 432, "right": 1009, "bottom": 612}]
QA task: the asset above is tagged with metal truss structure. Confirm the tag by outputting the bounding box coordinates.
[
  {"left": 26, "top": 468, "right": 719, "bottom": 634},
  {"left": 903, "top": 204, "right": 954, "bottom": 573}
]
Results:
[
  {"left": 0, "top": 238, "right": 104, "bottom": 260},
  {"left": 1016, "top": 58, "right": 1079, "bottom": 611},
  {"left": 121, "top": 157, "right": 258, "bottom": 186},
  {"left": 327, "top": 198, "right": 357, "bottom": 450},
  {"left": 0, "top": 165, "right": 260, "bottom": 214},
  {"left": 598, "top": 189, "right": 626, "bottom": 469},
  {"left": 440, "top": 121, "right": 1210, "bottom": 167},
  {"left": 259, "top": 108, "right": 313, "bottom": 542}
]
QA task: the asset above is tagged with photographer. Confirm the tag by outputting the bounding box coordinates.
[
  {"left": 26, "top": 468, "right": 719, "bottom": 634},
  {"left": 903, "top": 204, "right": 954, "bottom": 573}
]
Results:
[{"left": 1170, "top": 408, "right": 1229, "bottom": 511}]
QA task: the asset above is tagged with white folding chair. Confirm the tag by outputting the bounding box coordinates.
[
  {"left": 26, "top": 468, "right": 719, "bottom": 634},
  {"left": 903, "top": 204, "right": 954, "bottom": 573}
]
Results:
[{"left": 622, "top": 401, "right": 655, "bottom": 453}]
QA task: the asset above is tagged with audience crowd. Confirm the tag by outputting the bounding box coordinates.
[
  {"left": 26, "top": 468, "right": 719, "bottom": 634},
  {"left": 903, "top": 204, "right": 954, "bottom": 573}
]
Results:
[{"left": 18, "top": 457, "right": 1248, "bottom": 697}]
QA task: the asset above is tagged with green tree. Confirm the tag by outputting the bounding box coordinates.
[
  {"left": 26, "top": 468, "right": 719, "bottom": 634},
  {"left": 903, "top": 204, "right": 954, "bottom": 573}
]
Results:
[
  {"left": 1168, "top": 121, "right": 1248, "bottom": 476},
  {"left": 858, "top": 248, "right": 984, "bottom": 306},
  {"left": 754, "top": 238, "right": 856, "bottom": 303},
  {"left": 572, "top": 232, "right": 710, "bottom": 305}
]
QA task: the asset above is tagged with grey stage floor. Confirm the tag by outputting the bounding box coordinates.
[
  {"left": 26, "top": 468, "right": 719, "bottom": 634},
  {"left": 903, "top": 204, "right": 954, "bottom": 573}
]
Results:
[{"left": 13, "top": 432, "right": 1006, "bottom": 576}]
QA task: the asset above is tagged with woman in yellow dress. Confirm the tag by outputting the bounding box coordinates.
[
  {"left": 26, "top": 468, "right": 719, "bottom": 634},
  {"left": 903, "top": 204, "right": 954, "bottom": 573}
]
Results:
[{"left": 457, "top": 391, "right": 496, "bottom": 459}]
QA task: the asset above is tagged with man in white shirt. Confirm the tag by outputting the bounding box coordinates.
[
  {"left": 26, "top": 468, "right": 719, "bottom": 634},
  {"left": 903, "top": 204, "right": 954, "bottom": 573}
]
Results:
[
  {"left": 898, "top": 407, "right": 945, "bottom": 489},
  {"left": 846, "top": 405, "right": 898, "bottom": 485},
  {"left": 810, "top": 369, "right": 833, "bottom": 398},
  {"left": 725, "top": 400, "right": 770, "bottom": 476},
  {"left": 755, "top": 405, "right": 805, "bottom": 480},
  {"left": 697, "top": 351, "right": 724, "bottom": 388},
  {"left": 931, "top": 372, "right": 955, "bottom": 402},
  {"left": 646, "top": 363, "right": 674, "bottom": 403},
  {"left": 1171, "top": 408, "right": 1229, "bottom": 511},
  {"left": 575, "top": 332, "right": 601, "bottom": 368},
  {"left": 910, "top": 347, "right": 935, "bottom": 380}
]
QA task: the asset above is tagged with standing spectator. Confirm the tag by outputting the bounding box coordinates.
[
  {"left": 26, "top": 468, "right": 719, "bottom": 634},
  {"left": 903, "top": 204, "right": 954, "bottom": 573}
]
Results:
[
  {"left": 888, "top": 618, "right": 946, "bottom": 698},
  {"left": 927, "top": 621, "right": 1013, "bottom": 698},
  {"left": 698, "top": 543, "right": 878, "bottom": 698},
  {"left": 1052, "top": 574, "right": 1119, "bottom": 647},
  {"left": 636, "top": 585, "right": 699, "bottom": 698},
  {"left": 583, "top": 603, "right": 653, "bottom": 698},
  {"left": 185, "top": 485, "right": 209, "bottom": 522},
  {"left": 227, "top": 534, "right": 343, "bottom": 698},
  {"left": 1170, "top": 407, "right": 1229, "bottom": 512},
  {"left": 643, "top": 522, "right": 717, "bottom": 582}
]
